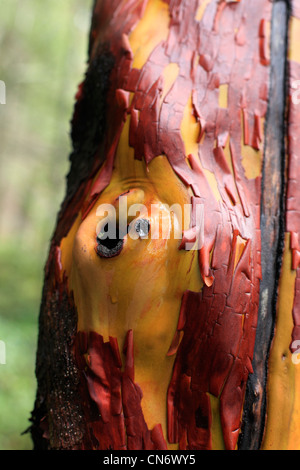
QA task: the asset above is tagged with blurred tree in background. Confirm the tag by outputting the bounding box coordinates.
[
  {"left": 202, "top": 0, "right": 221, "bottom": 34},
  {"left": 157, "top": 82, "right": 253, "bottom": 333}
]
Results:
[{"left": 0, "top": 0, "right": 91, "bottom": 449}]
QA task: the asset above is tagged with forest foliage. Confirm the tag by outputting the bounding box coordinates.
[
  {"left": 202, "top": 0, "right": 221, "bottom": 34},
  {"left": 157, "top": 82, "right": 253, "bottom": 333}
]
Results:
[{"left": 0, "top": 0, "right": 91, "bottom": 449}]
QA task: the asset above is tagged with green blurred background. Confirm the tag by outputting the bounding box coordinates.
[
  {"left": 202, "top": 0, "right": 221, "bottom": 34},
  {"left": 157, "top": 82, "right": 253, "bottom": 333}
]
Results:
[{"left": 0, "top": 0, "right": 92, "bottom": 449}]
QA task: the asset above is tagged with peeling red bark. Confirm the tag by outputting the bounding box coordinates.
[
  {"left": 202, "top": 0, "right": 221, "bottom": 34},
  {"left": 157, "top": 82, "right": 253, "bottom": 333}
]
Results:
[
  {"left": 85, "top": 0, "right": 269, "bottom": 450},
  {"left": 30, "top": 0, "right": 286, "bottom": 451},
  {"left": 287, "top": 3, "right": 300, "bottom": 352},
  {"left": 74, "top": 330, "right": 168, "bottom": 450}
]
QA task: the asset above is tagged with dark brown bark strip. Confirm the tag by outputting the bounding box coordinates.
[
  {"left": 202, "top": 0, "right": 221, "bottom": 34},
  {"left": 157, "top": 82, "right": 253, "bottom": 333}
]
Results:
[{"left": 239, "top": 0, "right": 290, "bottom": 450}]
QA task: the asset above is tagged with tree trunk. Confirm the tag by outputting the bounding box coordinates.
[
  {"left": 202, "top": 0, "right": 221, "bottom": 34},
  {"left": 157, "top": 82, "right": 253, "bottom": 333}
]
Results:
[{"left": 30, "top": 0, "right": 300, "bottom": 450}]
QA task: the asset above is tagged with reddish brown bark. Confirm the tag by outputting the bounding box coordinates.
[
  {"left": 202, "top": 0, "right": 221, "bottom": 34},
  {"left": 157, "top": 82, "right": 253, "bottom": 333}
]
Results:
[{"left": 30, "top": 0, "right": 293, "bottom": 450}]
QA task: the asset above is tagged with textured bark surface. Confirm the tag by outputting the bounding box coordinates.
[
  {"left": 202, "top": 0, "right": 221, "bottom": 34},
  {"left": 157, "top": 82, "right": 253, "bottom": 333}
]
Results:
[
  {"left": 239, "top": 0, "right": 290, "bottom": 449},
  {"left": 30, "top": 0, "right": 299, "bottom": 450}
]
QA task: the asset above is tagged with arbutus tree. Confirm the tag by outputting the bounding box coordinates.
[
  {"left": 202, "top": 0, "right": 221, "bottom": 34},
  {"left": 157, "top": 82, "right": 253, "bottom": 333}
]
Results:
[{"left": 29, "top": 0, "right": 300, "bottom": 450}]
